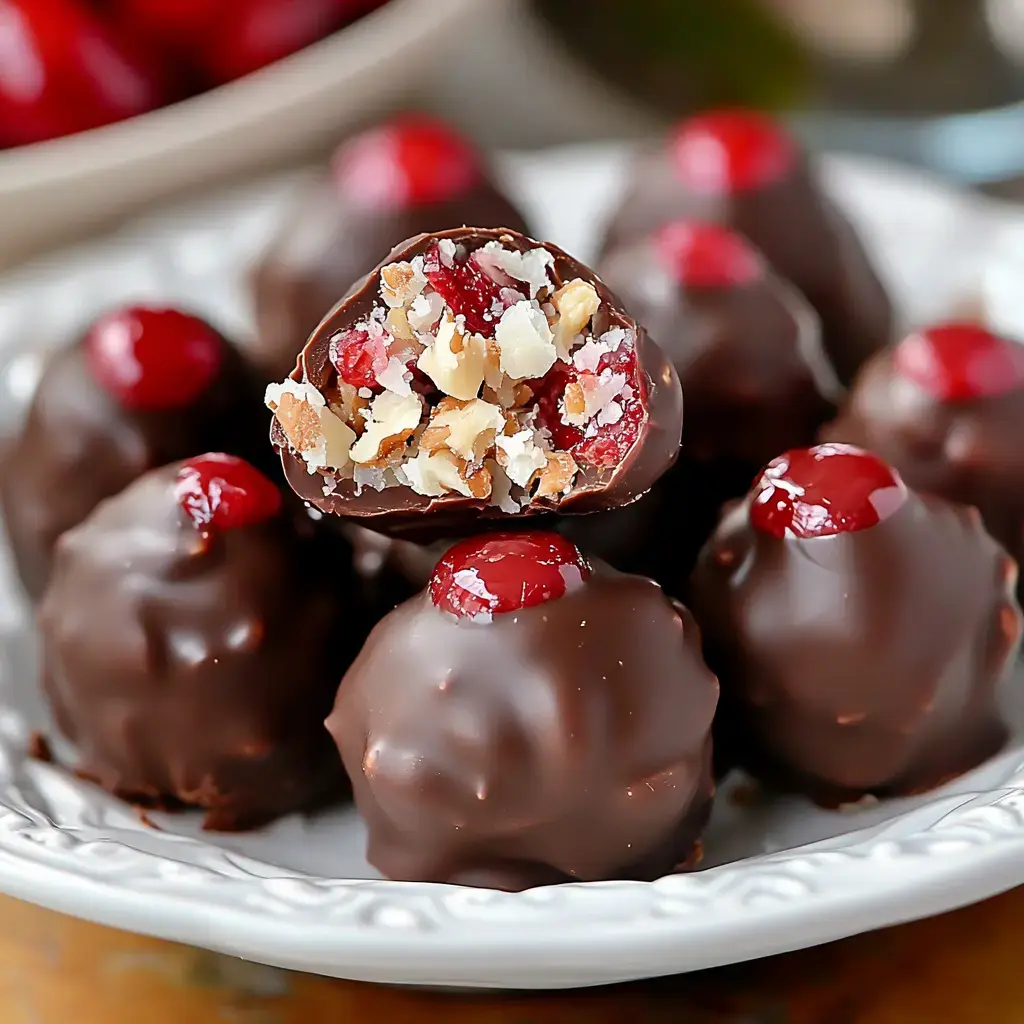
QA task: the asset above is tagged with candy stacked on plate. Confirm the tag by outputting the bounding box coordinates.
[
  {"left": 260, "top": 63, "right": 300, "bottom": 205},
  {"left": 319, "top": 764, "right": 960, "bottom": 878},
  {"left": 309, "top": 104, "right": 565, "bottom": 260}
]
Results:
[{"left": 5, "top": 111, "right": 1023, "bottom": 891}]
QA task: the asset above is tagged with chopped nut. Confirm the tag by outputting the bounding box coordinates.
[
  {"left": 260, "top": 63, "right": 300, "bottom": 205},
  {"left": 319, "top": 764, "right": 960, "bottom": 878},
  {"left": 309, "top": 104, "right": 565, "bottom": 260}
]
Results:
[
  {"left": 536, "top": 452, "right": 579, "bottom": 498},
  {"left": 377, "top": 356, "right": 413, "bottom": 396},
  {"left": 513, "top": 383, "right": 534, "bottom": 407},
  {"left": 495, "top": 430, "right": 547, "bottom": 487},
  {"left": 386, "top": 307, "right": 415, "bottom": 342},
  {"left": 380, "top": 260, "right": 427, "bottom": 308},
  {"left": 418, "top": 424, "right": 451, "bottom": 454},
  {"left": 485, "top": 459, "right": 521, "bottom": 513},
  {"left": 551, "top": 279, "right": 600, "bottom": 361},
  {"left": 398, "top": 449, "right": 473, "bottom": 497},
  {"left": 428, "top": 398, "right": 505, "bottom": 464},
  {"left": 563, "top": 381, "right": 587, "bottom": 424},
  {"left": 417, "top": 315, "right": 487, "bottom": 401},
  {"left": 349, "top": 392, "right": 422, "bottom": 465},
  {"left": 494, "top": 301, "right": 557, "bottom": 380},
  {"left": 465, "top": 464, "right": 493, "bottom": 499},
  {"left": 265, "top": 380, "right": 355, "bottom": 474}
]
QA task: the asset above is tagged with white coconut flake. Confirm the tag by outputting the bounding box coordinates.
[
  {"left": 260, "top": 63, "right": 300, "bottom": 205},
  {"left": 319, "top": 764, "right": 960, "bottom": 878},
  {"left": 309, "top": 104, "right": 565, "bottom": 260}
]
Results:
[
  {"left": 438, "top": 238, "right": 458, "bottom": 266},
  {"left": 377, "top": 356, "right": 412, "bottom": 396},
  {"left": 408, "top": 291, "right": 444, "bottom": 332},
  {"left": 357, "top": 387, "right": 373, "bottom": 399},
  {"left": 494, "top": 301, "right": 557, "bottom": 380},
  {"left": 495, "top": 430, "right": 547, "bottom": 487},
  {"left": 486, "top": 459, "right": 521, "bottom": 514},
  {"left": 597, "top": 400, "right": 624, "bottom": 427},
  {"left": 599, "top": 327, "right": 628, "bottom": 351},
  {"left": 352, "top": 465, "right": 389, "bottom": 495},
  {"left": 572, "top": 339, "right": 612, "bottom": 373},
  {"left": 481, "top": 242, "right": 555, "bottom": 298},
  {"left": 398, "top": 450, "right": 472, "bottom": 497}
]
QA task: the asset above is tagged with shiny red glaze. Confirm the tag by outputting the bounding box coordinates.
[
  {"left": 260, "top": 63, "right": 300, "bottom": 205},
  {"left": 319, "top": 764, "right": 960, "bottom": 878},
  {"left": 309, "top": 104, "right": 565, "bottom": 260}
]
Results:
[
  {"left": 84, "top": 306, "right": 224, "bottom": 410},
  {"left": 421, "top": 241, "right": 521, "bottom": 338},
  {"left": 671, "top": 109, "right": 798, "bottom": 195},
  {"left": 328, "top": 327, "right": 389, "bottom": 390},
  {"left": 894, "top": 323, "right": 1024, "bottom": 402},
  {"left": 750, "top": 443, "right": 907, "bottom": 539},
  {"left": 429, "top": 532, "right": 591, "bottom": 620},
  {"left": 331, "top": 114, "right": 484, "bottom": 210},
  {"left": 0, "top": 0, "right": 169, "bottom": 147},
  {"left": 176, "top": 453, "right": 282, "bottom": 532},
  {"left": 655, "top": 221, "right": 763, "bottom": 288}
]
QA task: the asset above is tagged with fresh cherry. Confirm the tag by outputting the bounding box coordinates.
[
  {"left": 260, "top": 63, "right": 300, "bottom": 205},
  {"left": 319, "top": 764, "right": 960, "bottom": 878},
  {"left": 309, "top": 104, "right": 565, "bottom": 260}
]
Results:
[
  {"left": 329, "top": 327, "right": 389, "bottom": 391},
  {"left": 84, "top": 306, "right": 224, "bottom": 411},
  {"left": 176, "top": 453, "right": 282, "bottom": 532},
  {"left": 671, "top": 109, "right": 798, "bottom": 195},
  {"left": 750, "top": 443, "right": 907, "bottom": 539},
  {"left": 422, "top": 241, "right": 521, "bottom": 338},
  {"left": 893, "top": 323, "right": 1024, "bottom": 403},
  {"left": 331, "top": 114, "right": 484, "bottom": 210},
  {"left": 430, "top": 532, "right": 591, "bottom": 620},
  {"left": 655, "top": 220, "right": 763, "bottom": 289},
  {"left": 0, "top": 0, "right": 169, "bottom": 147}
]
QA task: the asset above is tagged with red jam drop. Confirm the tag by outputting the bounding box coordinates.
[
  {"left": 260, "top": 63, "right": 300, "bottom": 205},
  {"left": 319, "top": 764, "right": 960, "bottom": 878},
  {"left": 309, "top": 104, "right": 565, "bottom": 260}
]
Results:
[
  {"left": 671, "top": 109, "right": 798, "bottom": 195},
  {"left": 329, "top": 327, "right": 389, "bottom": 390},
  {"left": 429, "top": 532, "right": 591, "bottom": 620},
  {"left": 331, "top": 114, "right": 483, "bottom": 211},
  {"left": 893, "top": 323, "right": 1024, "bottom": 402},
  {"left": 655, "top": 221, "right": 763, "bottom": 288},
  {"left": 176, "top": 454, "right": 282, "bottom": 532},
  {"left": 84, "top": 307, "right": 224, "bottom": 411},
  {"left": 750, "top": 443, "right": 907, "bottom": 540}
]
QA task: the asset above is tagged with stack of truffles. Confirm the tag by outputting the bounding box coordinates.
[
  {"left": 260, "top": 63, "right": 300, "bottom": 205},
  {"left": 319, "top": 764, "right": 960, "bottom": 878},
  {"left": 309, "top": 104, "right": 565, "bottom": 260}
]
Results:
[{"left": 4, "top": 111, "right": 1022, "bottom": 891}]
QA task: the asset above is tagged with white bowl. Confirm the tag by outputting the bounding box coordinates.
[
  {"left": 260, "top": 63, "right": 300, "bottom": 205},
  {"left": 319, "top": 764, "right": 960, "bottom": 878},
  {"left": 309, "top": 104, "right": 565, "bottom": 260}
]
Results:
[{"left": 0, "top": 0, "right": 485, "bottom": 268}]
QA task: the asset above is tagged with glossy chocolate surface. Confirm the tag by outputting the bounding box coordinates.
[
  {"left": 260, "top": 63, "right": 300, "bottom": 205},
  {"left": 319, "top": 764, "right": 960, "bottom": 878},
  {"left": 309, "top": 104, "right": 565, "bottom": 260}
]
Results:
[
  {"left": 327, "top": 563, "right": 718, "bottom": 889},
  {"left": 691, "top": 488, "right": 1021, "bottom": 804},
  {"left": 39, "top": 462, "right": 358, "bottom": 830}
]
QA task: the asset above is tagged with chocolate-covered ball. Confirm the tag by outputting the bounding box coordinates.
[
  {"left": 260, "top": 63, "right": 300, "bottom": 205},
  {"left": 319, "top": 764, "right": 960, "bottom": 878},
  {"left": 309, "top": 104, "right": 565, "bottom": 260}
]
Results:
[
  {"left": 266, "top": 226, "right": 683, "bottom": 540},
  {"left": 0, "top": 306, "right": 269, "bottom": 601},
  {"left": 601, "top": 110, "right": 893, "bottom": 385},
  {"left": 691, "top": 444, "right": 1022, "bottom": 805},
  {"left": 327, "top": 531, "right": 718, "bottom": 890},
  {"left": 824, "top": 323, "right": 1024, "bottom": 594},
  {"left": 40, "top": 455, "right": 359, "bottom": 830},
  {"left": 250, "top": 114, "right": 530, "bottom": 382}
]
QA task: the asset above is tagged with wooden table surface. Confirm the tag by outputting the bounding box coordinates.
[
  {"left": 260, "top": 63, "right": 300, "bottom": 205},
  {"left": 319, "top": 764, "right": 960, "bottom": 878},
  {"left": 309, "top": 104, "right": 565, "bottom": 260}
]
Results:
[{"left": 0, "top": 886, "right": 1019, "bottom": 1023}]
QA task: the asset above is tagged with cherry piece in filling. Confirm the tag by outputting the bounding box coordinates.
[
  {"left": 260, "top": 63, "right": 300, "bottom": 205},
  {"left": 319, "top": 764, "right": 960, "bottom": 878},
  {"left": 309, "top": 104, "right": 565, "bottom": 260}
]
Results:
[
  {"left": 656, "top": 220, "right": 763, "bottom": 289},
  {"left": 84, "top": 306, "right": 224, "bottom": 411},
  {"left": 176, "top": 454, "right": 283, "bottom": 532},
  {"left": 893, "top": 323, "right": 1024, "bottom": 403},
  {"left": 671, "top": 109, "right": 798, "bottom": 196},
  {"left": 329, "top": 327, "right": 390, "bottom": 391},
  {"left": 332, "top": 115, "right": 484, "bottom": 211},
  {"left": 750, "top": 443, "right": 907, "bottom": 540},
  {"left": 429, "top": 532, "right": 591, "bottom": 620}
]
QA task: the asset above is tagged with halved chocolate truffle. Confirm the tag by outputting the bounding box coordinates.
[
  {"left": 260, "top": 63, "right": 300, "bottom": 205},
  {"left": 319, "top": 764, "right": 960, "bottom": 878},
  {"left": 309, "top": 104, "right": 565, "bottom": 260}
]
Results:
[
  {"left": 266, "top": 227, "right": 683, "bottom": 539},
  {"left": 250, "top": 114, "right": 530, "bottom": 382},
  {"left": 824, "top": 323, "right": 1024, "bottom": 592},
  {"left": 601, "top": 109, "right": 893, "bottom": 385},
  {"left": 690, "top": 443, "right": 1022, "bottom": 805},
  {"left": 40, "top": 455, "right": 359, "bottom": 830},
  {"left": 0, "top": 306, "right": 269, "bottom": 601},
  {"left": 327, "top": 531, "right": 718, "bottom": 889}
]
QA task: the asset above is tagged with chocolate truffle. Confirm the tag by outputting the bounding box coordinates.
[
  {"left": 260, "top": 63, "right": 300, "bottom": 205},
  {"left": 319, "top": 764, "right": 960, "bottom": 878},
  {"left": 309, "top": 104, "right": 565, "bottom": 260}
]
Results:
[
  {"left": 575, "top": 221, "right": 837, "bottom": 583},
  {"left": 266, "top": 227, "right": 684, "bottom": 539},
  {"left": 250, "top": 114, "right": 530, "bottom": 382},
  {"left": 40, "top": 454, "right": 357, "bottom": 830},
  {"left": 327, "top": 531, "right": 718, "bottom": 889},
  {"left": 824, "top": 323, "right": 1024, "bottom": 593},
  {"left": 601, "top": 109, "right": 893, "bottom": 385},
  {"left": 0, "top": 306, "right": 269, "bottom": 601},
  {"left": 690, "top": 443, "right": 1022, "bottom": 805}
]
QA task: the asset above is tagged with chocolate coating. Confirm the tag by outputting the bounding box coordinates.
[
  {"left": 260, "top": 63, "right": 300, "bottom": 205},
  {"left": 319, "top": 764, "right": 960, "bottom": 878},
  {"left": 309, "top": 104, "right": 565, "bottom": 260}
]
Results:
[
  {"left": 690, "top": 491, "right": 1022, "bottom": 804},
  {"left": 601, "top": 145, "right": 892, "bottom": 386},
  {"left": 40, "top": 462, "right": 359, "bottom": 830},
  {"left": 0, "top": 334, "right": 269, "bottom": 602},
  {"left": 273, "top": 227, "right": 684, "bottom": 539},
  {"left": 327, "top": 564, "right": 718, "bottom": 889},
  {"left": 823, "top": 348, "right": 1024, "bottom": 595},
  {"left": 250, "top": 177, "right": 530, "bottom": 382}
]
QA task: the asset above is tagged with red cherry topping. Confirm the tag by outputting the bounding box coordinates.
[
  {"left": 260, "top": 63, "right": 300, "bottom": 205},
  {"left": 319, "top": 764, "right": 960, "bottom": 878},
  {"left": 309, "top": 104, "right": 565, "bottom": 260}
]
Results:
[
  {"left": 176, "top": 454, "right": 282, "bottom": 532},
  {"left": 84, "top": 306, "right": 224, "bottom": 410},
  {"left": 328, "top": 327, "right": 389, "bottom": 390},
  {"left": 655, "top": 221, "right": 763, "bottom": 288},
  {"left": 671, "top": 109, "right": 798, "bottom": 195},
  {"left": 750, "top": 443, "right": 907, "bottom": 539},
  {"left": 893, "top": 323, "right": 1024, "bottom": 402},
  {"left": 429, "top": 532, "right": 591, "bottom": 620},
  {"left": 332, "top": 114, "right": 484, "bottom": 211},
  {"left": 421, "top": 240, "right": 522, "bottom": 338}
]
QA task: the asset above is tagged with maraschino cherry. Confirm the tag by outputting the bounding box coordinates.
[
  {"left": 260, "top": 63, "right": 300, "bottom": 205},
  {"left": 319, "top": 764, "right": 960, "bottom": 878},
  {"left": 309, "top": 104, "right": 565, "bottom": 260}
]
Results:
[
  {"left": 84, "top": 306, "right": 224, "bottom": 410},
  {"left": 894, "top": 323, "right": 1024, "bottom": 403},
  {"left": 429, "top": 532, "right": 591, "bottom": 620},
  {"left": 656, "top": 220, "right": 763, "bottom": 289},
  {"left": 750, "top": 443, "right": 908, "bottom": 540},
  {"left": 671, "top": 109, "right": 798, "bottom": 196},
  {"left": 176, "top": 454, "right": 282, "bottom": 532}
]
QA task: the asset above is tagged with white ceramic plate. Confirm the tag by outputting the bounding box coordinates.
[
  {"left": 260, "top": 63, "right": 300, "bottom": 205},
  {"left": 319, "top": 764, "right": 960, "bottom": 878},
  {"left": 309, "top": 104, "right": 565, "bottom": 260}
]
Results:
[{"left": 0, "top": 146, "right": 1021, "bottom": 991}]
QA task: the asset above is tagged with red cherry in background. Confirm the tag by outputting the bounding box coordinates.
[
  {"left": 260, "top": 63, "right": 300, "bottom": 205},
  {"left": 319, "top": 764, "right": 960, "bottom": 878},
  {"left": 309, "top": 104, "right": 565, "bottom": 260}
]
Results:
[
  {"left": 750, "top": 443, "right": 908, "bottom": 540},
  {"left": 893, "top": 323, "right": 1024, "bottom": 403},
  {"left": 655, "top": 220, "right": 764, "bottom": 289},
  {"left": 671, "top": 109, "right": 798, "bottom": 196},
  {"left": 430, "top": 532, "right": 591, "bottom": 620},
  {"left": 0, "top": 0, "right": 170, "bottom": 147},
  {"left": 84, "top": 306, "right": 224, "bottom": 411},
  {"left": 176, "top": 453, "right": 283, "bottom": 532}
]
